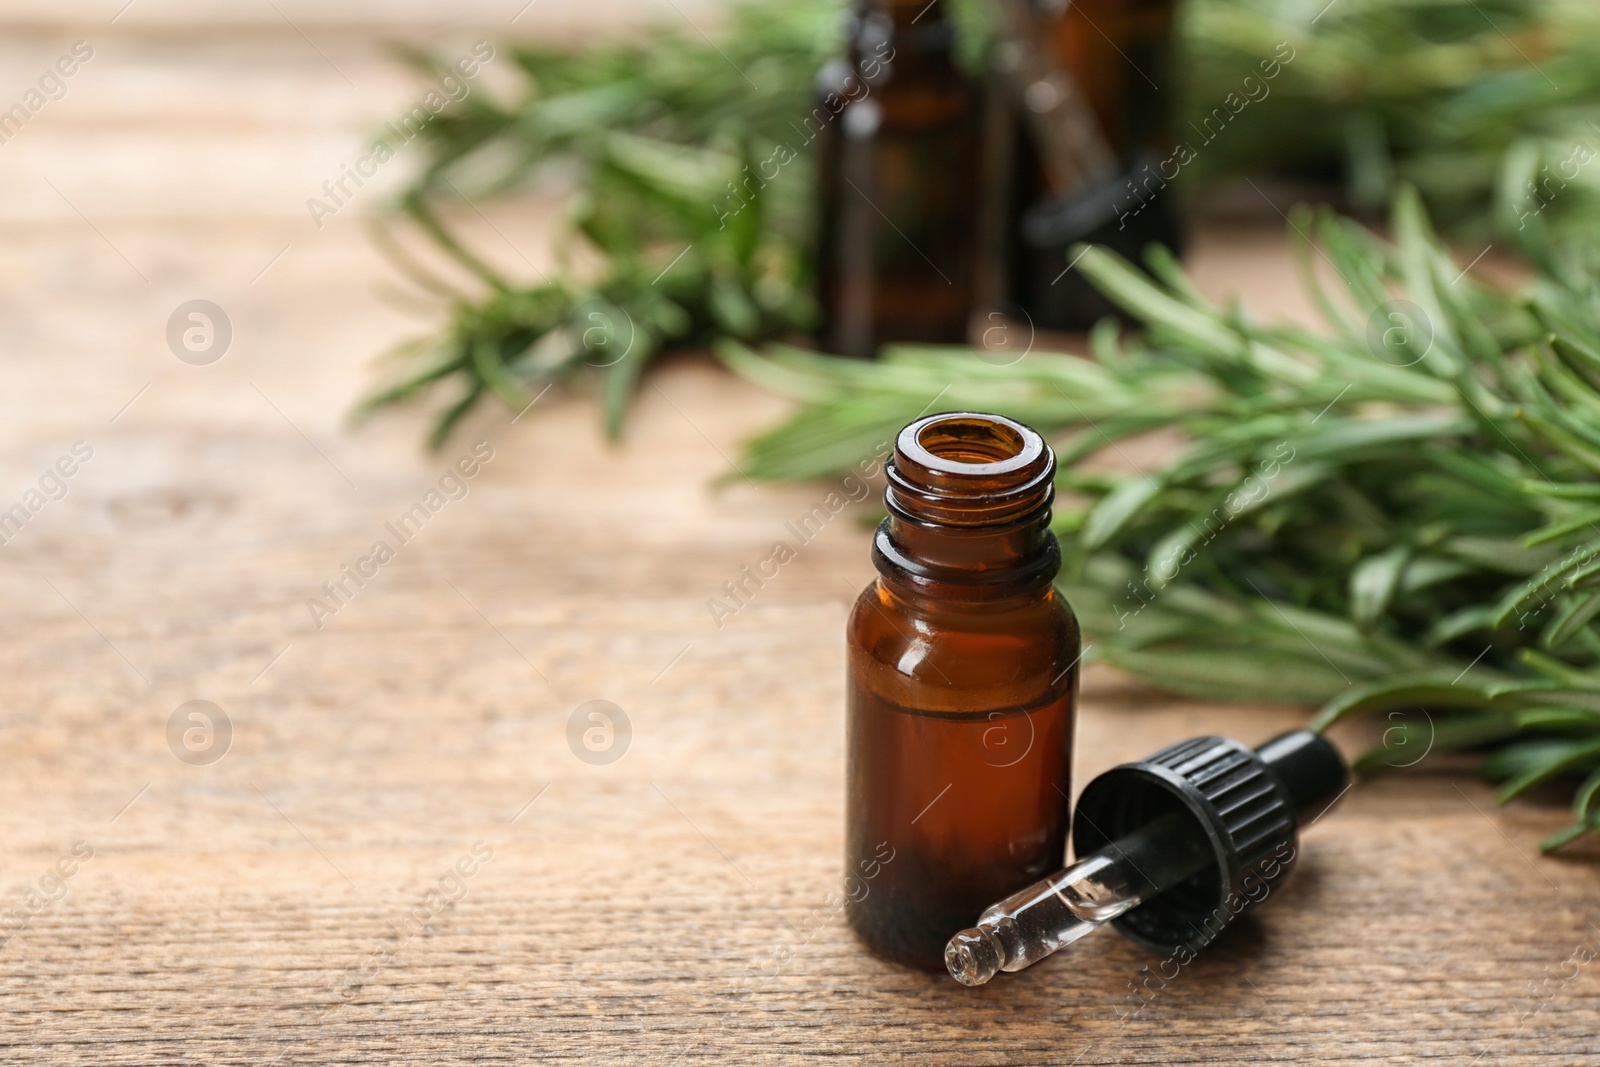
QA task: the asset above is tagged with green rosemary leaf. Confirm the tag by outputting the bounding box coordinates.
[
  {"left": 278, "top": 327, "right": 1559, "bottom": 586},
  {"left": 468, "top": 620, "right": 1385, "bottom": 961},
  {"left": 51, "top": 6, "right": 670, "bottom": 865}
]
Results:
[
  {"left": 1549, "top": 334, "right": 1600, "bottom": 392},
  {"left": 1419, "top": 446, "right": 1533, "bottom": 502},
  {"left": 1514, "top": 707, "right": 1600, "bottom": 731},
  {"left": 1492, "top": 685, "right": 1600, "bottom": 714},
  {"left": 1481, "top": 738, "right": 1580, "bottom": 783},
  {"left": 1535, "top": 347, "right": 1600, "bottom": 424},
  {"left": 602, "top": 348, "right": 650, "bottom": 440},
  {"left": 1312, "top": 676, "right": 1509, "bottom": 731},
  {"left": 1287, "top": 207, "right": 1360, "bottom": 341},
  {"left": 1541, "top": 822, "right": 1594, "bottom": 853},
  {"left": 354, "top": 350, "right": 470, "bottom": 414},
  {"left": 1520, "top": 479, "right": 1600, "bottom": 501},
  {"left": 1575, "top": 765, "right": 1600, "bottom": 820},
  {"left": 1424, "top": 605, "right": 1499, "bottom": 646},
  {"left": 1494, "top": 737, "right": 1600, "bottom": 803},
  {"left": 1307, "top": 208, "right": 1392, "bottom": 321},
  {"left": 1081, "top": 478, "right": 1163, "bottom": 551},
  {"left": 1398, "top": 555, "right": 1475, "bottom": 594},
  {"left": 1351, "top": 712, "right": 1521, "bottom": 777},
  {"left": 1443, "top": 536, "right": 1561, "bottom": 576},
  {"left": 1543, "top": 765, "right": 1600, "bottom": 851},
  {"left": 427, "top": 383, "right": 487, "bottom": 451},
  {"left": 1102, "top": 645, "right": 1352, "bottom": 705},
  {"left": 1490, "top": 546, "right": 1600, "bottom": 628},
  {"left": 1291, "top": 413, "right": 1473, "bottom": 463},
  {"left": 470, "top": 336, "right": 529, "bottom": 409},
  {"left": 1542, "top": 591, "right": 1600, "bottom": 649},
  {"left": 1072, "top": 246, "right": 1247, "bottom": 362},
  {"left": 1142, "top": 244, "right": 1214, "bottom": 312},
  {"left": 1516, "top": 648, "right": 1600, "bottom": 687},
  {"left": 1515, "top": 408, "right": 1600, "bottom": 474},
  {"left": 1350, "top": 544, "right": 1413, "bottom": 628}
]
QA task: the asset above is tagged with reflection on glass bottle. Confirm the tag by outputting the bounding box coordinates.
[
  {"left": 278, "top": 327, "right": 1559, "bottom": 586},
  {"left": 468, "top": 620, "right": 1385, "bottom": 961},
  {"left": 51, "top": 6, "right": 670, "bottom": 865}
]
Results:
[{"left": 815, "top": 0, "right": 983, "bottom": 358}]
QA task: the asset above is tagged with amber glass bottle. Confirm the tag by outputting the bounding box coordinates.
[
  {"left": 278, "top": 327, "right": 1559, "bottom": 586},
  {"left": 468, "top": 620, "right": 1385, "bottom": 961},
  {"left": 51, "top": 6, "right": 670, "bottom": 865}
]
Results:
[
  {"left": 846, "top": 412, "right": 1079, "bottom": 971},
  {"left": 815, "top": 0, "right": 982, "bottom": 358}
]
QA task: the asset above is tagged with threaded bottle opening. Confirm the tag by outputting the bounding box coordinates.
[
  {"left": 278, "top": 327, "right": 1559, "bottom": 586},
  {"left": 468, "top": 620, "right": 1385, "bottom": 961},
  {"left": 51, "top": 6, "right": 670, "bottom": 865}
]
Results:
[
  {"left": 886, "top": 413, "right": 1055, "bottom": 527},
  {"left": 917, "top": 416, "right": 1029, "bottom": 465}
]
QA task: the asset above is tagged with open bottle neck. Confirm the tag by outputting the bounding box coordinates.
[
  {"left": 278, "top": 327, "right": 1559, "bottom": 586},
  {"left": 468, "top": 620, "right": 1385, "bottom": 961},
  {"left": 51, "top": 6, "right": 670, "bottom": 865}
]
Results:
[{"left": 872, "top": 413, "right": 1061, "bottom": 602}]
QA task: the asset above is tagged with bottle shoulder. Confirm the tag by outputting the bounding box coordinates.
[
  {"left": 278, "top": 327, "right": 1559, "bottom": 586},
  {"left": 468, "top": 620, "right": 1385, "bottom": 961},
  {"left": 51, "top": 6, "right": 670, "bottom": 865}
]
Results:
[
  {"left": 847, "top": 581, "right": 1080, "bottom": 708},
  {"left": 849, "top": 580, "right": 1078, "bottom": 635}
]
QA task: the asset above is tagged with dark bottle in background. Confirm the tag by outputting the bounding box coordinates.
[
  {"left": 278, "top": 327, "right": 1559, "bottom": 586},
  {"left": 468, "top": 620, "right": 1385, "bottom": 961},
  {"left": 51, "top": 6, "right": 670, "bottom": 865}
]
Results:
[
  {"left": 1041, "top": 0, "right": 1174, "bottom": 162},
  {"left": 1007, "top": 0, "right": 1183, "bottom": 329},
  {"left": 814, "top": 0, "right": 983, "bottom": 358}
]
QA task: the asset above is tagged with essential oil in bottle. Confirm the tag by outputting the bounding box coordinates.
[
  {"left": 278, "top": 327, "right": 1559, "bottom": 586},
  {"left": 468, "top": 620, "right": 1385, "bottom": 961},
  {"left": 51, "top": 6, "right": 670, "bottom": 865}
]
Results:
[{"left": 846, "top": 412, "right": 1080, "bottom": 971}]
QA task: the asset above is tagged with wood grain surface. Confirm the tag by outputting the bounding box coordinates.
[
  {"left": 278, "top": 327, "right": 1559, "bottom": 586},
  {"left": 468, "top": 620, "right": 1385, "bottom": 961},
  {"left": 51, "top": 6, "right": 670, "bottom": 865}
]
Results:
[{"left": 0, "top": 12, "right": 1596, "bottom": 1067}]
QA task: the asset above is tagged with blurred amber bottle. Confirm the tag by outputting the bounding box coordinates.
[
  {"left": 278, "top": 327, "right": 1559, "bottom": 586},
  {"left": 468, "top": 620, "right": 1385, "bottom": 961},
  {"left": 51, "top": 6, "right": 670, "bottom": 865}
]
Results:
[
  {"left": 846, "top": 413, "right": 1079, "bottom": 971},
  {"left": 1038, "top": 0, "right": 1174, "bottom": 163},
  {"left": 1008, "top": 0, "right": 1181, "bottom": 327},
  {"left": 814, "top": 0, "right": 982, "bottom": 358}
]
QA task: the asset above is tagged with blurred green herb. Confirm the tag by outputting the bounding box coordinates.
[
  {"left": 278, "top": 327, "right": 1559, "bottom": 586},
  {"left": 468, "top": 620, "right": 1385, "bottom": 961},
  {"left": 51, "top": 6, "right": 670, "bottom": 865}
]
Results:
[
  {"left": 360, "top": 0, "right": 846, "bottom": 444},
  {"left": 720, "top": 186, "right": 1600, "bottom": 851},
  {"left": 1181, "top": 0, "right": 1600, "bottom": 240},
  {"left": 364, "top": 0, "right": 1600, "bottom": 443}
]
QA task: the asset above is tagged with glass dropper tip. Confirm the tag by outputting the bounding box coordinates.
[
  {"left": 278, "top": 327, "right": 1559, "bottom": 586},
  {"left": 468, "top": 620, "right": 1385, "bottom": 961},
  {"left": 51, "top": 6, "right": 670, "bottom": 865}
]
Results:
[
  {"left": 943, "top": 809, "right": 1218, "bottom": 986},
  {"left": 945, "top": 927, "right": 1004, "bottom": 986}
]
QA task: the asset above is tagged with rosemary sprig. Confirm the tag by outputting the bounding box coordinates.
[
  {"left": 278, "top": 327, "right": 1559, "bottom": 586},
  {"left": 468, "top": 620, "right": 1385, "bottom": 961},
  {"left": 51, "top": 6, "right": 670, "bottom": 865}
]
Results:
[
  {"left": 721, "top": 187, "right": 1600, "bottom": 851},
  {"left": 359, "top": 0, "right": 844, "bottom": 442},
  {"left": 363, "top": 0, "right": 1600, "bottom": 442},
  {"left": 1179, "top": 0, "right": 1600, "bottom": 242}
]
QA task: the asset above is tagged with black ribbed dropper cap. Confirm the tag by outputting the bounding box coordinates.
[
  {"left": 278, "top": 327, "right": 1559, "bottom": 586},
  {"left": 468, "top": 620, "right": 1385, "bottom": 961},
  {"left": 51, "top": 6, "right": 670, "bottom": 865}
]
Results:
[
  {"left": 1071, "top": 729, "right": 1348, "bottom": 956},
  {"left": 1256, "top": 728, "right": 1349, "bottom": 823}
]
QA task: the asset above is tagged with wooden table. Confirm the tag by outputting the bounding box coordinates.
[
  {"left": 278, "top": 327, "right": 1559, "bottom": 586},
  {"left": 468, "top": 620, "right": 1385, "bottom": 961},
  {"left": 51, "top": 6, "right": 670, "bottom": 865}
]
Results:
[{"left": 1, "top": 10, "right": 1595, "bottom": 1065}]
